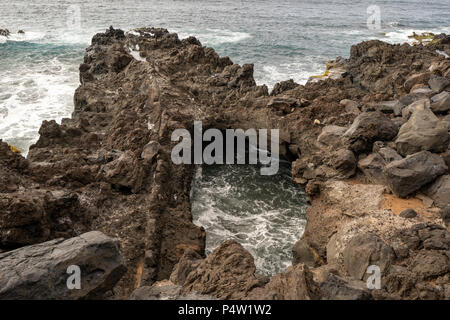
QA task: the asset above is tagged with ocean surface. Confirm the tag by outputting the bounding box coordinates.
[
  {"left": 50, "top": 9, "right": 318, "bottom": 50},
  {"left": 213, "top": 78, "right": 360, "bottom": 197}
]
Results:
[
  {"left": 1, "top": 0, "right": 450, "bottom": 275},
  {"left": 191, "top": 163, "right": 308, "bottom": 275}
]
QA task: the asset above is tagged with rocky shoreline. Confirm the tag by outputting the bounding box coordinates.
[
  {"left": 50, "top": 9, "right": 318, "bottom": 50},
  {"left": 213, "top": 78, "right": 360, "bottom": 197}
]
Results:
[{"left": 1, "top": 27, "right": 449, "bottom": 300}]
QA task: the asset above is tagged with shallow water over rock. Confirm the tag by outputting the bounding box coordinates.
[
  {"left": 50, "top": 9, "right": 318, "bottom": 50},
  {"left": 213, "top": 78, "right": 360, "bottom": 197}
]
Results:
[{"left": 191, "top": 162, "right": 309, "bottom": 276}]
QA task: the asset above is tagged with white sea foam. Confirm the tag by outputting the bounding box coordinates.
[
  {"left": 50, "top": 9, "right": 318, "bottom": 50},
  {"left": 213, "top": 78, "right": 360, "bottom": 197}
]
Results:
[
  {"left": 259, "top": 57, "right": 324, "bottom": 90},
  {"left": 176, "top": 28, "right": 251, "bottom": 46},
  {"left": 383, "top": 27, "right": 450, "bottom": 45},
  {"left": 4, "top": 31, "right": 47, "bottom": 43},
  {"left": 0, "top": 57, "right": 79, "bottom": 156}
]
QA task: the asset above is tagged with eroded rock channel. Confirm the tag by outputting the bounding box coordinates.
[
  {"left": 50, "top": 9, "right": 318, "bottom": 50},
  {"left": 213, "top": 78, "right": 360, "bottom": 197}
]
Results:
[{"left": 191, "top": 163, "right": 308, "bottom": 276}]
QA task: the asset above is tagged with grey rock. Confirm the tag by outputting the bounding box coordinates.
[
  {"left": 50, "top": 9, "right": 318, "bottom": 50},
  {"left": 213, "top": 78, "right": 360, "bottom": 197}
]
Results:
[
  {"left": 319, "top": 274, "right": 371, "bottom": 300},
  {"left": 358, "top": 153, "right": 387, "bottom": 185},
  {"left": 317, "top": 125, "right": 347, "bottom": 147},
  {"left": 343, "top": 111, "right": 398, "bottom": 153},
  {"left": 396, "top": 105, "right": 449, "bottom": 156},
  {"left": 383, "top": 151, "right": 448, "bottom": 197},
  {"left": 404, "top": 73, "right": 429, "bottom": 92},
  {"left": 430, "top": 91, "right": 450, "bottom": 113},
  {"left": 363, "top": 101, "right": 403, "bottom": 116},
  {"left": 411, "top": 251, "right": 450, "bottom": 278},
  {"left": 358, "top": 147, "right": 401, "bottom": 184},
  {"left": 292, "top": 239, "right": 317, "bottom": 267},
  {"left": 424, "top": 175, "right": 450, "bottom": 208},
  {"left": 399, "top": 92, "right": 428, "bottom": 106},
  {"left": 330, "top": 149, "right": 357, "bottom": 178},
  {"left": 401, "top": 98, "right": 430, "bottom": 120},
  {"left": 0, "top": 231, "right": 127, "bottom": 299},
  {"left": 410, "top": 85, "right": 434, "bottom": 95},
  {"left": 428, "top": 74, "right": 449, "bottom": 93},
  {"left": 343, "top": 233, "right": 395, "bottom": 281},
  {"left": 0, "top": 29, "right": 10, "bottom": 37},
  {"left": 400, "top": 209, "right": 418, "bottom": 219},
  {"left": 378, "top": 147, "right": 402, "bottom": 163},
  {"left": 340, "top": 99, "right": 361, "bottom": 115}
]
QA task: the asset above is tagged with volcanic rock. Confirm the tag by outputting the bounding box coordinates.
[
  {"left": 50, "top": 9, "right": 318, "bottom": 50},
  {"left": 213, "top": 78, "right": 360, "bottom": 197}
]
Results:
[
  {"left": 383, "top": 151, "right": 447, "bottom": 197},
  {"left": 0, "top": 231, "right": 126, "bottom": 299},
  {"left": 395, "top": 105, "right": 449, "bottom": 156}
]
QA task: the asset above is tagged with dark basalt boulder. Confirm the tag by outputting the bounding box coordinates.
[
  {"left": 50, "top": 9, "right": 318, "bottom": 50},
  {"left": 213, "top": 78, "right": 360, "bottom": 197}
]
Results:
[
  {"left": 343, "top": 111, "right": 398, "bottom": 154},
  {"left": 383, "top": 151, "right": 447, "bottom": 197},
  {"left": 424, "top": 175, "right": 450, "bottom": 208},
  {"left": 428, "top": 74, "right": 449, "bottom": 93},
  {"left": 343, "top": 233, "right": 395, "bottom": 281},
  {"left": 0, "top": 231, "right": 126, "bottom": 299},
  {"left": 430, "top": 91, "right": 450, "bottom": 113},
  {"left": 395, "top": 105, "right": 449, "bottom": 156},
  {"left": 181, "top": 240, "right": 264, "bottom": 300}
]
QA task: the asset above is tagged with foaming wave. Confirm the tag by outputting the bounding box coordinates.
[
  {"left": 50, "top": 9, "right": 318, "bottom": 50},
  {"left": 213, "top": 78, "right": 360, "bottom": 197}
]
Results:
[
  {"left": 258, "top": 57, "right": 324, "bottom": 89},
  {"left": 5, "top": 31, "right": 47, "bottom": 43},
  {"left": 191, "top": 164, "right": 308, "bottom": 276},
  {"left": 382, "top": 27, "right": 450, "bottom": 45},
  {"left": 0, "top": 49, "right": 81, "bottom": 156},
  {"left": 176, "top": 28, "right": 251, "bottom": 46}
]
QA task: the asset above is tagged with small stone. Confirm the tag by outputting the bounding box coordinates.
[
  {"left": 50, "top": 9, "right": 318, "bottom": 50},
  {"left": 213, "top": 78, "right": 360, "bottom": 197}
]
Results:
[{"left": 400, "top": 208, "right": 417, "bottom": 218}]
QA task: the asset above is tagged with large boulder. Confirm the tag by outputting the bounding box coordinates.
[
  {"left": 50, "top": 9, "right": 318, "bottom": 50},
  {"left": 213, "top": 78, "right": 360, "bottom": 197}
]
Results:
[
  {"left": 246, "top": 263, "right": 321, "bottom": 300},
  {"left": 404, "top": 73, "right": 430, "bottom": 93},
  {"left": 181, "top": 240, "right": 263, "bottom": 299},
  {"left": 424, "top": 175, "right": 450, "bottom": 208},
  {"left": 430, "top": 91, "right": 450, "bottom": 113},
  {"left": 395, "top": 105, "right": 449, "bottom": 156},
  {"left": 383, "top": 151, "right": 448, "bottom": 197},
  {"left": 358, "top": 147, "right": 402, "bottom": 184},
  {"left": 428, "top": 74, "right": 449, "bottom": 93},
  {"left": 401, "top": 98, "right": 430, "bottom": 120},
  {"left": 343, "top": 233, "right": 395, "bottom": 281},
  {"left": 0, "top": 190, "right": 86, "bottom": 249},
  {"left": 317, "top": 125, "right": 347, "bottom": 147},
  {"left": 319, "top": 274, "right": 371, "bottom": 300},
  {"left": 358, "top": 153, "right": 387, "bottom": 185},
  {"left": 362, "top": 101, "right": 403, "bottom": 116},
  {"left": 0, "top": 231, "right": 126, "bottom": 299},
  {"left": 343, "top": 111, "right": 398, "bottom": 153},
  {"left": 329, "top": 149, "right": 357, "bottom": 178}
]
